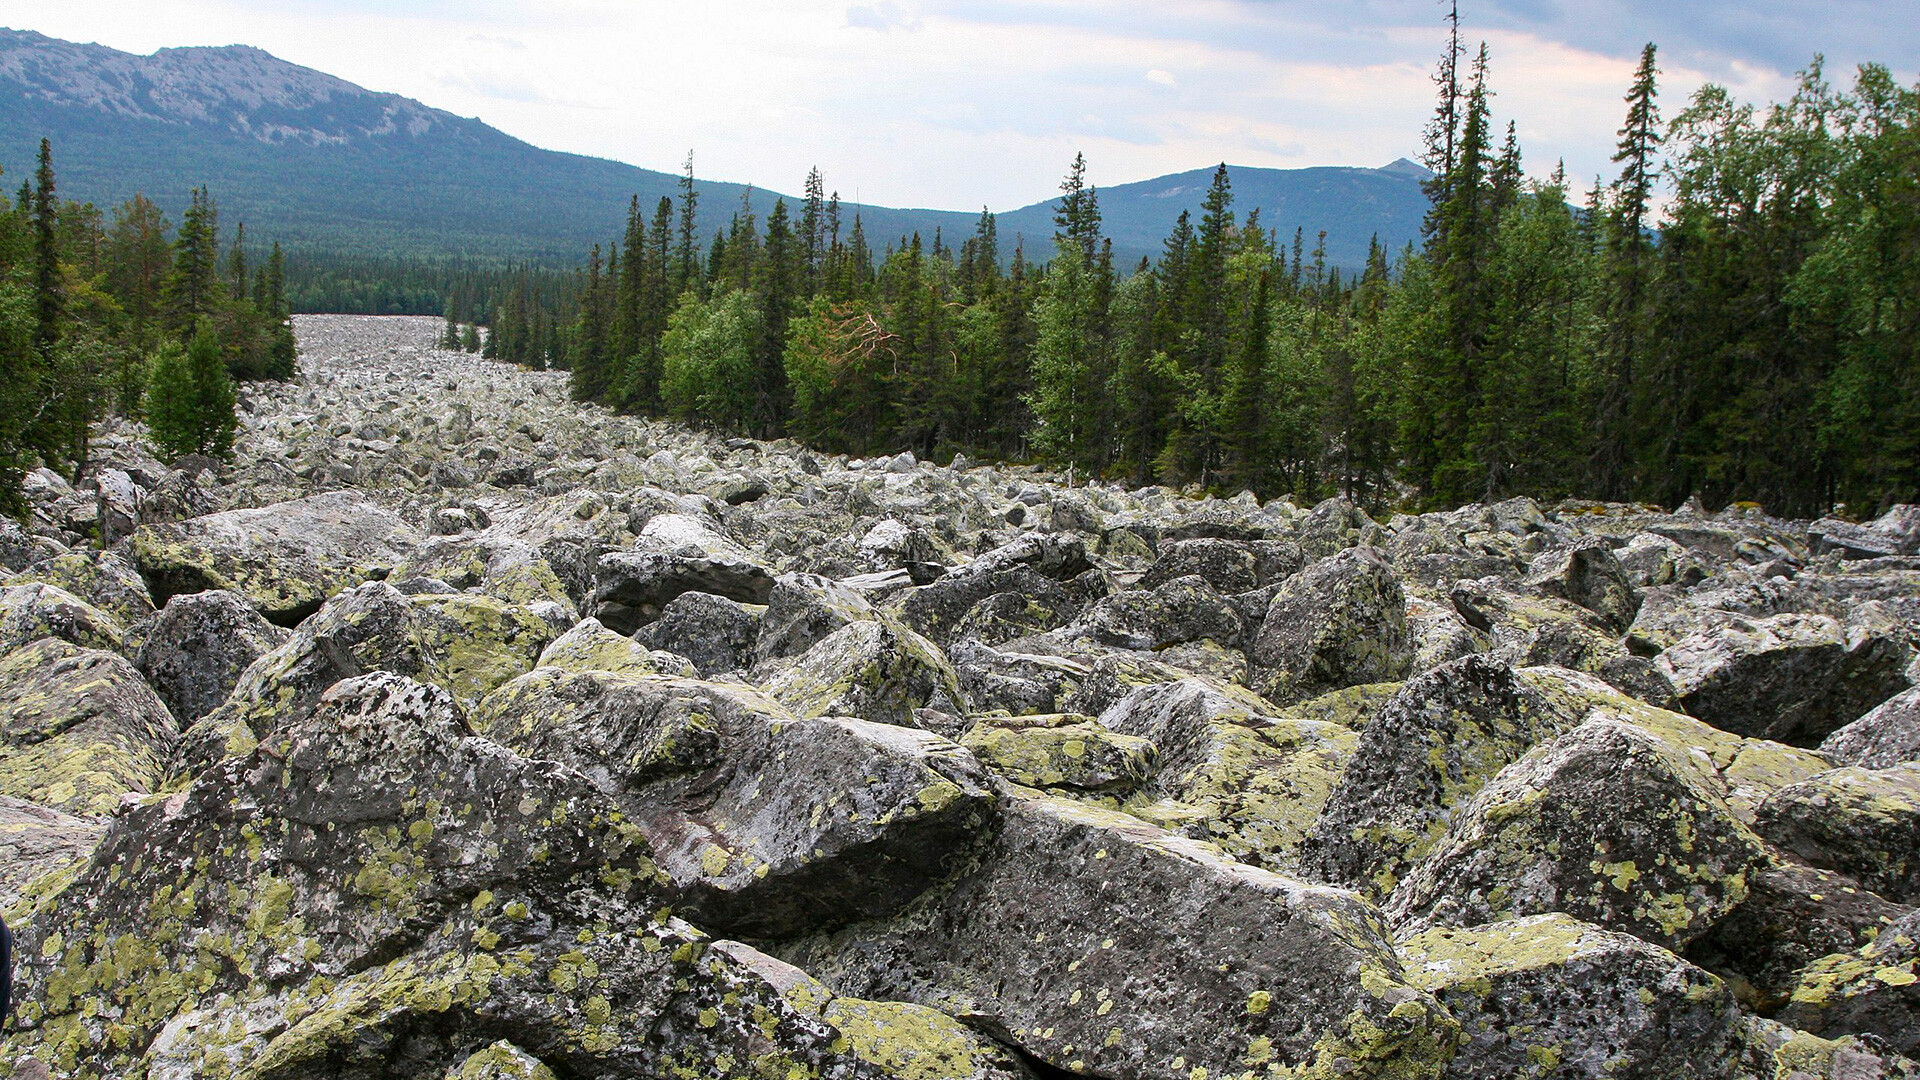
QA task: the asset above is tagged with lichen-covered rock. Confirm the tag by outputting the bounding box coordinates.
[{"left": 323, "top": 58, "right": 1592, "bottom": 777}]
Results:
[
  {"left": 1821, "top": 687, "right": 1920, "bottom": 769},
  {"left": 0, "top": 671, "right": 893, "bottom": 1080},
  {"left": 533, "top": 615, "right": 694, "bottom": 677},
  {"left": 633, "top": 589, "right": 761, "bottom": 676},
  {"left": 1301, "top": 656, "right": 1575, "bottom": 898},
  {"left": 1249, "top": 545, "right": 1411, "bottom": 704},
  {"left": 1657, "top": 612, "right": 1913, "bottom": 747},
  {"left": 1736, "top": 1019, "right": 1920, "bottom": 1080},
  {"left": 1448, "top": 578, "right": 1627, "bottom": 674},
  {"left": 1399, "top": 913, "right": 1742, "bottom": 1079},
  {"left": 134, "top": 589, "right": 290, "bottom": 723},
  {"left": 127, "top": 490, "right": 419, "bottom": 624},
  {"left": 1778, "top": 909, "right": 1920, "bottom": 1056},
  {"left": 473, "top": 669, "right": 993, "bottom": 939},
  {"left": 754, "top": 572, "right": 877, "bottom": 664},
  {"left": 1522, "top": 537, "right": 1643, "bottom": 632},
  {"left": 443, "top": 1041, "right": 559, "bottom": 1080},
  {"left": 589, "top": 528, "right": 775, "bottom": 634},
  {"left": 768, "top": 619, "right": 966, "bottom": 726},
  {"left": 1684, "top": 862, "right": 1915, "bottom": 1012},
  {"left": 786, "top": 790, "right": 1458, "bottom": 1080},
  {"left": 949, "top": 640, "right": 1087, "bottom": 716},
  {"left": 0, "top": 638, "right": 176, "bottom": 816},
  {"left": 176, "top": 582, "right": 552, "bottom": 772},
  {"left": 0, "top": 795, "right": 105, "bottom": 911},
  {"left": 0, "top": 582, "right": 124, "bottom": 655},
  {"left": 961, "top": 713, "right": 1155, "bottom": 793},
  {"left": 4, "top": 549, "right": 155, "bottom": 630},
  {"left": 1090, "top": 678, "right": 1357, "bottom": 871},
  {"left": 1388, "top": 718, "right": 1770, "bottom": 952},
  {"left": 1754, "top": 764, "right": 1920, "bottom": 905},
  {"left": 711, "top": 942, "right": 1038, "bottom": 1080},
  {"left": 1138, "top": 538, "right": 1261, "bottom": 593},
  {"left": 1069, "top": 573, "right": 1243, "bottom": 651}
]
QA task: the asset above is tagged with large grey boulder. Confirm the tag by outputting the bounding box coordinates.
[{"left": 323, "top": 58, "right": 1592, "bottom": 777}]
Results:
[
  {"left": 767, "top": 619, "right": 966, "bottom": 727},
  {"left": 1301, "top": 656, "right": 1573, "bottom": 898},
  {"left": 1, "top": 671, "right": 894, "bottom": 1080},
  {"left": 1249, "top": 545, "right": 1411, "bottom": 703},
  {"left": 1656, "top": 612, "right": 1912, "bottom": 746},
  {"left": 1388, "top": 718, "right": 1770, "bottom": 952},
  {"left": 1522, "top": 536, "right": 1642, "bottom": 631},
  {"left": 127, "top": 490, "right": 419, "bottom": 624},
  {"left": 632, "top": 590, "right": 760, "bottom": 676},
  {"left": 134, "top": 589, "right": 290, "bottom": 723},
  {"left": 1754, "top": 764, "right": 1920, "bottom": 905},
  {"left": 786, "top": 790, "right": 1459, "bottom": 1080},
  {"left": 0, "top": 638, "right": 177, "bottom": 816},
  {"left": 0, "top": 795, "right": 105, "bottom": 910},
  {"left": 589, "top": 547, "right": 774, "bottom": 634},
  {"left": 0, "top": 582, "right": 124, "bottom": 656},
  {"left": 1399, "top": 914, "right": 1743, "bottom": 1079},
  {"left": 1777, "top": 910, "right": 1920, "bottom": 1057},
  {"left": 1820, "top": 686, "right": 1920, "bottom": 768},
  {"left": 4, "top": 549, "right": 155, "bottom": 630}
]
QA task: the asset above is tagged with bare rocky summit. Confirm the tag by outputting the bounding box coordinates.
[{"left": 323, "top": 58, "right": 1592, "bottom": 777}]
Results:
[{"left": 2, "top": 314, "right": 1918, "bottom": 1079}]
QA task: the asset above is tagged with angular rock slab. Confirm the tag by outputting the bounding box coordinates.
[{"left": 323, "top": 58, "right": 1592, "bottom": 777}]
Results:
[
  {"left": 768, "top": 619, "right": 966, "bottom": 726},
  {"left": 134, "top": 588, "right": 290, "bottom": 723},
  {"left": 1399, "top": 914, "right": 1742, "bottom": 1079},
  {"left": 787, "top": 790, "right": 1459, "bottom": 1080},
  {"left": 0, "top": 672, "right": 890, "bottom": 1080},
  {"left": 0, "top": 795, "right": 106, "bottom": 911},
  {"left": 1656, "top": 612, "right": 1913, "bottom": 747},
  {"left": 961, "top": 713, "right": 1156, "bottom": 793},
  {"left": 472, "top": 668, "right": 994, "bottom": 939},
  {"left": 0, "top": 582, "right": 123, "bottom": 656},
  {"left": 1249, "top": 545, "right": 1411, "bottom": 704},
  {"left": 534, "top": 615, "right": 694, "bottom": 677},
  {"left": 1301, "top": 656, "right": 1574, "bottom": 898},
  {"left": 0, "top": 638, "right": 176, "bottom": 816},
  {"left": 1821, "top": 686, "right": 1920, "bottom": 769},
  {"left": 127, "top": 490, "right": 419, "bottom": 624},
  {"left": 1755, "top": 764, "right": 1920, "bottom": 905},
  {"left": 1778, "top": 910, "right": 1920, "bottom": 1057},
  {"left": 1388, "top": 718, "right": 1770, "bottom": 952}
]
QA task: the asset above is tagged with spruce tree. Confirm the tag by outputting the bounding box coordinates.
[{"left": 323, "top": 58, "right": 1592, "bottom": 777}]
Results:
[{"left": 146, "top": 318, "right": 236, "bottom": 460}]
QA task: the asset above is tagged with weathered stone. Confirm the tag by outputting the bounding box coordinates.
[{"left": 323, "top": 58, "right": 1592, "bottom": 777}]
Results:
[
  {"left": 134, "top": 589, "right": 290, "bottom": 723},
  {"left": 0, "top": 795, "right": 105, "bottom": 910},
  {"left": 1302, "top": 656, "right": 1574, "bottom": 898},
  {"left": 632, "top": 590, "right": 760, "bottom": 676},
  {"left": 1399, "top": 913, "right": 1742, "bottom": 1079},
  {"left": 1249, "top": 545, "right": 1411, "bottom": 704},
  {"left": 0, "top": 671, "right": 890, "bottom": 1080},
  {"left": 1070, "top": 573, "right": 1243, "bottom": 651},
  {"left": 1685, "top": 861, "right": 1915, "bottom": 1012},
  {"left": 1778, "top": 909, "right": 1920, "bottom": 1056},
  {"left": 1388, "top": 718, "right": 1771, "bottom": 952},
  {"left": 1449, "top": 577, "right": 1626, "bottom": 674},
  {"left": 127, "top": 490, "right": 419, "bottom": 624},
  {"left": 785, "top": 790, "right": 1458, "bottom": 1080},
  {"left": 1754, "top": 764, "right": 1920, "bottom": 905},
  {"left": 1821, "top": 687, "right": 1920, "bottom": 769},
  {"left": 590, "top": 546, "right": 774, "bottom": 634},
  {"left": 534, "top": 616, "right": 694, "bottom": 677},
  {"left": 1736, "top": 1019, "right": 1920, "bottom": 1080},
  {"left": 1138, "top": 537, "right": 1259, "bottom": 593},
  {"left": 754, "top": 572, "right": 877, "bottom": 664},
  {"left": 961, "top": 713, "right": 1156, "bottom": 793},
  {"left": 1522, "top": 536, "right": 1643, "bottom": 632},
  {"left": 768, "top": 619, "right": 966, "bottom": 726},
  {"left": 1656, "top": 612, "right": 1913, "bottom": 747},
  {"left": 0, "top": 582, "right": 123, "bottom": 656},
  {"left": 0, "top": 638, "right": 176, "bottom": 816},
  {"left": 4, "top": 550, "right": 154, "bottom": 630}
]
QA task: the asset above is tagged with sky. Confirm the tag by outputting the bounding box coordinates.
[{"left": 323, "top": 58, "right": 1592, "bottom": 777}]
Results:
[{"left": 1, "top": 0, "right": 1912, "bottom": 211}]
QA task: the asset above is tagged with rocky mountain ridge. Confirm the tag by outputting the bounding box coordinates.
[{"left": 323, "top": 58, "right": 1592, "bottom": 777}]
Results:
[{"left": 0, "top": 314, "right": 1917, "bottom": 1079}]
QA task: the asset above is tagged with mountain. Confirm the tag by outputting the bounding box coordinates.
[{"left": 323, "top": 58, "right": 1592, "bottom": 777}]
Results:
[{"left": 0, "top": 28, "right": 1429, "bottom": 269}]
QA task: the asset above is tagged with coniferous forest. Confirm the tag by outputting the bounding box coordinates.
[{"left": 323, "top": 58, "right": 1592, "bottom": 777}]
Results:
[
  {"left": 517, "top": 37, "right": 1918, "bottom": 520},
  {"left": 0, "top": 139, "right": 297, "bottom": 510}
]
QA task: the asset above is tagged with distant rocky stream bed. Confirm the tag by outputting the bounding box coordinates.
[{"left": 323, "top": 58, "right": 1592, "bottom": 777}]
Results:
[{"left": 2, "top": 314, "right": 1918, "bottom": 1079}]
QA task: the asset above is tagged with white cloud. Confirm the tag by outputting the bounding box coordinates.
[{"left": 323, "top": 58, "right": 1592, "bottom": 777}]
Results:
[{"left": 0, "top": 0, "right": 1902, "bottom": 212}]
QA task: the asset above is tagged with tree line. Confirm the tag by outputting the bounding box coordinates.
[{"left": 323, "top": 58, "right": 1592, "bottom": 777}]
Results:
[
  {"left": 517, "top": 35, "right": 1916, "bottom": 518},
  {"left": 0, "top": 140, "right": 297, "bottom": 512}
]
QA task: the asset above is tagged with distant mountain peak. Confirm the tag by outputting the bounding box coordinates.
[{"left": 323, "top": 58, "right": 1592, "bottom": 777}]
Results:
[
  {"left": 1376, "top": 157, "right": 1431, "bottom": 179},
  {"left": 0, "top": 28, "right": 457, "bottom": 147}
]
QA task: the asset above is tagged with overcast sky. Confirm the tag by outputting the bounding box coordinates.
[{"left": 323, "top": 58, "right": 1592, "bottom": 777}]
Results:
[{"left": 2, "top": 0, "right": 1911, "bottom": 211}]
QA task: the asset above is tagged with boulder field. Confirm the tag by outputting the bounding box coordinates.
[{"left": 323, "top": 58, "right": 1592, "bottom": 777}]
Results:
[{"left": 2, "top": 314, "right": 1918, "bottom": 1079}]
